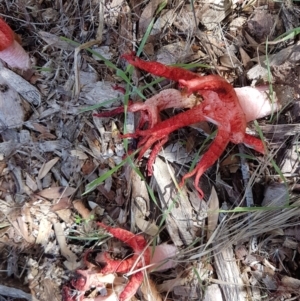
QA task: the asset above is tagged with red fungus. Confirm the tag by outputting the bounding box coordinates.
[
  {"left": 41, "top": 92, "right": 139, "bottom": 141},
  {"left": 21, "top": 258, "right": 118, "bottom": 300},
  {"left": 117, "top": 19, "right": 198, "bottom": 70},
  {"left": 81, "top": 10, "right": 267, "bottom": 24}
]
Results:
[
  {"left": 62, "top": 223, "right": 150, "bottom": 301},
  {"left": 96, "top": 222, "right": 150, "bottom": 301},
  {"left": 0, "top": 18, "right": 31, "bottom": 70},
  {"left": 96, "top": 54, "right": 266, "bottom": 198}
]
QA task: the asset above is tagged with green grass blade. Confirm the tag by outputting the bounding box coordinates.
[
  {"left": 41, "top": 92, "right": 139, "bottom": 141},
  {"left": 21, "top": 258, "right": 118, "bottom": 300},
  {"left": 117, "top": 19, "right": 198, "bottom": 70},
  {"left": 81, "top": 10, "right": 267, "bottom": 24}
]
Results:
[
  {"left": 83, "top": 151, "right": 138, "bottom": 195},
  {"left": 61, "top": 37, "right": 119, "bottom": 71},
  {"left": 274, "top": 27, "right": 300, "bottom": 42},
  {"left": 136, "top": 1, "right": 167, "bottom": 57}
]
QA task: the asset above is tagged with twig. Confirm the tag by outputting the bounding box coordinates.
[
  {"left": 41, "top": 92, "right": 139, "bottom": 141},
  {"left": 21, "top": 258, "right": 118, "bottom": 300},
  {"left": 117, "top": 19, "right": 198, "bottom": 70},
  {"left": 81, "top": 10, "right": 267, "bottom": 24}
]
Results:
[{"left": 0, "top": 284, "right": 32, "bottom": 301}]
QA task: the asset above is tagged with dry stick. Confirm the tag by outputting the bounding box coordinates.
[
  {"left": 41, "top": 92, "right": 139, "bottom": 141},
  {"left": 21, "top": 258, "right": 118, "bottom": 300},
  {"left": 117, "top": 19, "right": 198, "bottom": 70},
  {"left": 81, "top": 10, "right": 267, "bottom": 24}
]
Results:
[
  {"left": 0, "top": 284, "right": 33, "bottom": 301},
  {"left": 96, "top": 0, "right": 105, "bottom": 41}
]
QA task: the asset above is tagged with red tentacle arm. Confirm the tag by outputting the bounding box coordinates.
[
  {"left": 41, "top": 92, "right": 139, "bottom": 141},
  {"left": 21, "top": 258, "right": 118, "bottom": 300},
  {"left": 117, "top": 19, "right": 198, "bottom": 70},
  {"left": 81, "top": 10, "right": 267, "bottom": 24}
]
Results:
[
  {"left": 122, "top": 52, "right": 200, "bottom": 82},
  {"left": 119, "top": 271, "right": 144, "bottom": 301},
  {"left": 243, "top": 133, "right": 265, "bottom": 154},
  {"left": 97, "top": 222, "right": 149, "bottom": 253},
  {"left": 179, "top": 127, "right": 231, "bottom": 198},
  {"left": 95, "top": 252, "right": 138, "bottom": 274}
]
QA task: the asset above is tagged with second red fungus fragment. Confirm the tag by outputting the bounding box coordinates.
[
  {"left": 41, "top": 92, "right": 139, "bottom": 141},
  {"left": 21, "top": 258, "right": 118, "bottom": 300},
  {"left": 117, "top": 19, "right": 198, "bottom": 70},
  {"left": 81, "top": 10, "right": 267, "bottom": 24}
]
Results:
[
  {"left": 96, "top": 222, "right": 150, "bottom": 301},
  {"left": 62, "top": 223, "right": 150, "bottom": 301}
]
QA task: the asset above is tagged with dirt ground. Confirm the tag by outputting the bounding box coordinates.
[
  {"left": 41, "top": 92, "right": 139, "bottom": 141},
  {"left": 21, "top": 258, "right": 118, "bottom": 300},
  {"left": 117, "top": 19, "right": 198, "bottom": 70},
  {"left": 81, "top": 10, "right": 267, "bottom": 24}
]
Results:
[{"left": 0, "top": 1, "right": 300, "bottom": 301}]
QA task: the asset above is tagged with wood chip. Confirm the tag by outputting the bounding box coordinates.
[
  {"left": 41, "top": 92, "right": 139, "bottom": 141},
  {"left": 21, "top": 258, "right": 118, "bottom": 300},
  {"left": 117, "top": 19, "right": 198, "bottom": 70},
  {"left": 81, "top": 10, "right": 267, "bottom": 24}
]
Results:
[
  {"left": 0, "top": 66, "right": 41, "bottom": 106},
  {"left": 0, "top": 77, "right": 24, "bottom": 128}
]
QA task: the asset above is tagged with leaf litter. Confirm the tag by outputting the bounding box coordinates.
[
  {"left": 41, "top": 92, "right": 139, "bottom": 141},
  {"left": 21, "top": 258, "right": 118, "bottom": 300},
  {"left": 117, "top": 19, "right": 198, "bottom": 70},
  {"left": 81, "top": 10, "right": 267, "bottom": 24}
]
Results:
[{"left": 0, "top": 1, "right": 300, "bottom": 301}]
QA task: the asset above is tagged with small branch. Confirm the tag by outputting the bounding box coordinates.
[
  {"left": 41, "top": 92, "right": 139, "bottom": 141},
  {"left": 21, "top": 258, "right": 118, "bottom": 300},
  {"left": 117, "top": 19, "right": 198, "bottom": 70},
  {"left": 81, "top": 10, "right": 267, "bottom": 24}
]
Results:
[{"left": 0, "top": 284, "right": 32, "bottom": 301}]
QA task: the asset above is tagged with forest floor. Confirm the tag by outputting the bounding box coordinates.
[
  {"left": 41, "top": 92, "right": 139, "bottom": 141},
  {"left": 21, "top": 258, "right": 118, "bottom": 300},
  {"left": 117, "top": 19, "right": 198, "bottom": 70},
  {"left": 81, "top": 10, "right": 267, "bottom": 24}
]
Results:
[{"left": 0, "top": 1, "right": 300, "bottom": 301}]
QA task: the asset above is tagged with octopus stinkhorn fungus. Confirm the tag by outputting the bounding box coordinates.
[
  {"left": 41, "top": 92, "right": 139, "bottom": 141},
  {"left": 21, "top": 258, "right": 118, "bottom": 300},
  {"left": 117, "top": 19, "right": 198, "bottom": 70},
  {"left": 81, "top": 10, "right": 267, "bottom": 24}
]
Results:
[
  {"left": 96, "top": 53, "right": 265, "bottom": 198},
  {"left": 0, "top": 18, "right": 31, "bottom": 70},
  {"left": 62, "top": 222, "right": 150, "bottom": 301},
  {"left": 95, "top": 222, "right": 150, "bottom": 301}
]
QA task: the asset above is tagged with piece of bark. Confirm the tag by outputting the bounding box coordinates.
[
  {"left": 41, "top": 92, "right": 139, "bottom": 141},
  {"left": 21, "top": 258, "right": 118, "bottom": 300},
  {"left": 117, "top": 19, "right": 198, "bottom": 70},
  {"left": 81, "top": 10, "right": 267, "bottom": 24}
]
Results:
[
  {"left": 0, "top": 77, "right": 24, "bottom": 128},
  {"left": 0, "top": 65, "right": 41, "bottom": 105},
  {"left": 213, "top": 238, "right": 247, "bottom": 301},
  {"left": 152, "top": 157, "right": 197, "bottom": 246}
]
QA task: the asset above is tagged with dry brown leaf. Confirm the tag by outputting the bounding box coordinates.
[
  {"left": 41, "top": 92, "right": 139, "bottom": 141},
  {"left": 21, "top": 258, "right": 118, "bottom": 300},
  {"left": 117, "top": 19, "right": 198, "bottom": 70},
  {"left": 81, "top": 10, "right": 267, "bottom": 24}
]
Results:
[
  {"left": 25, "top": 172, "right": 38, "bottom": 192},
  {"left": 32, "top": 122, "right": 51, "bottom": 134},
  {"left": 51, "top": 197, "right": 72, "bottom": 211},
  {"left": 42, "top": 278, "right": 60, "bottom": 301},
  {"left": 262, "top": 182, "right": 289, "bottom": 207},
  {"left": 70, "top": 149, "right": 89, "bottom": 160},
  {"left": 0, "top": 161, "right": 6, "bottom": 175},
  {"left": 130, "top": 170, "right": 158, "bottom": 235},
  {"left": 135, "top": 217, "right": 159, "bottom": 236},
  {"left": 207, "top": 186, "right": 219, "bottom": 240},
  {"left": 281, "top": 276, "right": 300, "bottom": 289},
  {"left": 55, "top": 209, "right": 72, "bottom": 224},
  {"left": 37, "top": 132, "right": 57, "bottom": 140},
  {"left": 239, "top": 46, "right": 252, "bottom": 68},
  {"left": 156, "top": 42, "right": 193, "bottom": 65},
  {"left": 221, "top": 153, "right": 239, "bottom": 167},
  {"left": 12, "top": 217, "right": 35, "bottom": 244},
  {"left": 156, "top": 276, "right": 186, "bottom": 293},
  {"left": 81, "top": 159, "right": 96, "bottom": 175},
  {"left": 37, "top": 186, "right": 76, "bottom": 199},
  {"left": 73, "top": 199, "right": 92, "bottom": 219},
  {"left": 203, "top": 284, "right": 223, "bottom": 301},
  {"left": 198, "top": 0, "right": 232, "bottom": 30},
  {"left": 22, "top": 203, "right": 33, "bottom": 234},
  {"left": 80, "top": 81, "right": 123, "bottom": 106},
  {"left": 38, "top": 157, "right": 60, "bottom": 180},
  {"left": 152, "top": 9, "right": 175, "bottom": 36}
]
